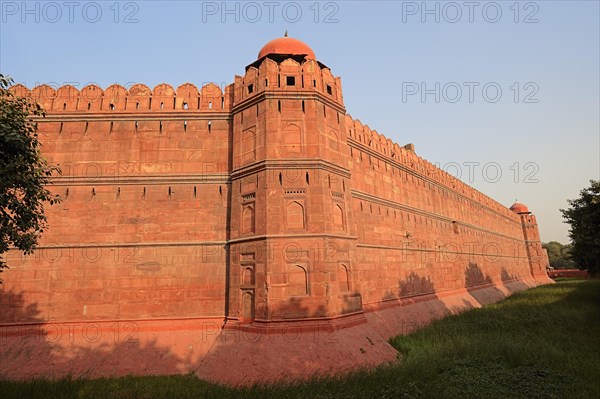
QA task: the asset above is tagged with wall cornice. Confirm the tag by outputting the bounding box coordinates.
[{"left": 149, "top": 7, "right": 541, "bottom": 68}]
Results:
[
  {"left": 348, "top": 138, "right": 520, "bottom": 226},
  {"left": 351, "top": 190, "right": 523, "bottom": 243}
]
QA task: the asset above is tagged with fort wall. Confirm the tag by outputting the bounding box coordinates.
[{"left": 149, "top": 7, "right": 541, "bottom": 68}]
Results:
[
  {"left": 341, "top": 115, "right": 536, "bottom": 307},
  {"left": 3, "top": 83, "right": 233, "bottom": 323},
  {"left": 0, "top": 50, "right": 552, "bottom": 383}
]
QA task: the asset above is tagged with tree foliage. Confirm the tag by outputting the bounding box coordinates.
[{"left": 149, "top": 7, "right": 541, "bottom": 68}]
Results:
[
  {"left": 542, "top": 241, "right": 575, "bottom": 269},
  {"left": 0, "top": 74, "right": 61, "bottom": 281},
  {"left": 560, "top": 180, "right": 600, "bottom": 276}
]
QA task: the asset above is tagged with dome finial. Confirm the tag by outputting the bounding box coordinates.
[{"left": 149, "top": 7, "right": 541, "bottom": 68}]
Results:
[{"left": 284, "top": 30, "right": 288, "bottom": 37}]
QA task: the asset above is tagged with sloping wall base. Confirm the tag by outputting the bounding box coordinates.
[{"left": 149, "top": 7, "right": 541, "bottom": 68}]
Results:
[{"left": 0, "top": 278, "right": 552, "bottom": 386}]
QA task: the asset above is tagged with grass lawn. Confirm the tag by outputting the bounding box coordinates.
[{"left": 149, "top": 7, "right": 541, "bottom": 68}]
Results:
[{"left": 1, "top": 279, "right": 599, "bottom": 398}]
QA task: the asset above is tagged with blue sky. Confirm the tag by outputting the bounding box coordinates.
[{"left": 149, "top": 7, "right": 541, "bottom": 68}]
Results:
[{"left": 1, "top": 0, "right": 598, "bottom": 243}]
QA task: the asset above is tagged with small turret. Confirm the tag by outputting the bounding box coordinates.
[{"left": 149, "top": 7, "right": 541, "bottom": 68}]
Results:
[
  {"left": 509, "top": 201, "right": 530, "bottom": 215},
  {"left": 510, "top": 200, "right": 553, "bottom": 283}
]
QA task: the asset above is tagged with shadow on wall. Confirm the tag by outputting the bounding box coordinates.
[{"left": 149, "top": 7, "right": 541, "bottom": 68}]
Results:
[
  {"left": 365, "top": 262, "right": 542, "bottom": 344},
  {"left": 398, "top": 272, "right": 435, "bottom": 297},
  {"left": 370, "top": 272, "right": 454, "bottom": 336},
  {"left": 0, "top": 289, "right": 198, "bottom": 380},
  {"left": 341, "top": 292, "right": 363, "bottom": 315},
  {"left": 464, "top": 261, "right": 501, "bottom": 306},
  {"left": 0, "top": 264, "right": 541, "bottom": 382},
  {"left": 0, "top": 289, "right": 44, "bottom": 323},
  {"left": 274, "top": 292, "right": 365, "bottom": 317},
  {"left": 1, "top": 285, "right": 386, "bottom": 384},
  {"left": 463, "top": 262, "right": 536, "bottom": 307},
  {"left": 464, "top": 261, "right": 492, "bottom": 288},
  {"left": 378, "top": 272, "right": 437, "bottom": 302},
  {"left": 272, "top": 296, "right": 328, "bottom": 319},
  {"left": 500, "top": 267, "right": 531, "bottom": 292}
]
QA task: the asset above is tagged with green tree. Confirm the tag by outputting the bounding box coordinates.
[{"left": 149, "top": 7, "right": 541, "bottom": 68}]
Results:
[
  {"left": 542, "top": 241, "right": 575, "bottom": 269},
  {"left": 0, "top": 74, "right": 61, "bottom": 282},
  {"left": 561, "top": 180, "right": 600, "bottom": 276}
]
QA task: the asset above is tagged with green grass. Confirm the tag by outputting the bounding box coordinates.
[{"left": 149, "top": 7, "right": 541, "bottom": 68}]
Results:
[{"left": 2, "top": 280, "right": 599, "bottom": 399}]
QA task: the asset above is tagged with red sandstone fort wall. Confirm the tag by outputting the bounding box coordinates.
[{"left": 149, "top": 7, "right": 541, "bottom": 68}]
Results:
[
  {"left": 0, "top": 53, "right": 553, "bottom": 383},
  {"left": 342, "top": 116, "right": 537, "bottom": 307},
  {"left": 2, "top": 83, "right": 234, "bottom": 323},
  {"left": 1, "top": 65, "right": 548, "bottom": 327}
]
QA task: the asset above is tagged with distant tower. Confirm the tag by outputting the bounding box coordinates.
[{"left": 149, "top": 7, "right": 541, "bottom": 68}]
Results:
[
  {"left": 226, "top": 35, "right": 360, "bottom": 327},
  {"left": 509, "top": 201, "right": 551, "bottom": 281}
]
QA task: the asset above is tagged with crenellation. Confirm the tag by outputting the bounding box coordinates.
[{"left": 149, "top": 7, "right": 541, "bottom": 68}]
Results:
[
  {"left": 29, "top": 84, "right": 55, "bottom": 109},
  {"left": 12, "top": 82, "right": 234, "bottom": 114},
  {"left": 53, "top": 84, "right": 79, "bottom": 111},
  {"left": 346, "top": 113, "right": 521, "bottom": 225},
  {"left": 126, "top": 83, "right": 152, "bottom": 111},
  {"left": 279, "top": 58, "right": 303, "bottom": 90},
  {"left": 79, "top": 84, "right": 104, "bottom": 110},
  {"left": 235, "top": 57, "right": 344, "bottom": 109},
  {"left": 8, "top": 83, "right": 29, "bottom": 98}
]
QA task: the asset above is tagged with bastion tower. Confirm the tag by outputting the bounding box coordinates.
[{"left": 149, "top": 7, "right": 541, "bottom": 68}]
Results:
[{"left": 227, "top": 34, "right": 361, "bottom": 327}]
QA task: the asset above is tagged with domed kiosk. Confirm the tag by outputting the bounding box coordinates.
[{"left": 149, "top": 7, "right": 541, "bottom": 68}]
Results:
[
  {"left": 247, "top": 32, "right": 326, "bottom": 70},
  {"left": 510, "top": 201, "right": 531, "bottom": 215},
  {"left": 258, "top": 33, "right": 316, "bottom": 60}
]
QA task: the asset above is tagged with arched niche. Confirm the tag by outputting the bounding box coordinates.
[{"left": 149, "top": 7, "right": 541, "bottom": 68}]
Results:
[
  {"left": 242, "top": 204, "right": 255, "bottom": 234},
  {"left": 288, "top": 265, "right": 308, "bottom": 296},
  {"left": 286, "top": 201, "right": 305, "bottom": 230}
]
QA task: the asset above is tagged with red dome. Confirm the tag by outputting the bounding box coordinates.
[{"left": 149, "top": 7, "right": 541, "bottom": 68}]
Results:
[
  {"left": 258, "top": 36, "right": 315, "bottom": 60},
  {"left": 509, "top": 201, "right": 530, "bottom": 214}
]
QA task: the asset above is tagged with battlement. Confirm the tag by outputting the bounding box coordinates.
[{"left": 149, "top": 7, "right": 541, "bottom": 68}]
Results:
[
  {"left": 233, "top": 57, "right": 343, "bottom": 106},
  {"left": 344, "top": 114, "right": 519, "bottom": 222},
  {"left": 9, "top": 82, "right": 234, "bottom": 113}
]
